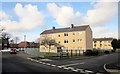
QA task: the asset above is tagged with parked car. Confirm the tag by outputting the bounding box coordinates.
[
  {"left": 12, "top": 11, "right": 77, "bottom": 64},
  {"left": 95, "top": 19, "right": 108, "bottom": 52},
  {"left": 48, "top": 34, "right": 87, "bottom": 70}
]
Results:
[{"left": 9, "top": 49, "right": 17, "bottom": 54}]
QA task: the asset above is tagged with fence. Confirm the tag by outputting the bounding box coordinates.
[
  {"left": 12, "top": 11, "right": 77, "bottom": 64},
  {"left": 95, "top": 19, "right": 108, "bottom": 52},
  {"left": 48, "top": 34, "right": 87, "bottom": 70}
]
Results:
[
  {"left": 23, "top": 48, "right": 40, "bottom": 56},
  {"left": 61, "top": 49, "right": 85, "bottom": 57}
]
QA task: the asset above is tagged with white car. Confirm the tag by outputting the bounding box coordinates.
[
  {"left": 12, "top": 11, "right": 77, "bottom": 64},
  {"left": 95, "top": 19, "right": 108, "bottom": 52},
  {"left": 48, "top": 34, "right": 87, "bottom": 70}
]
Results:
[{"left": 0, "top": 48, "right": 11, "bottom": 52}]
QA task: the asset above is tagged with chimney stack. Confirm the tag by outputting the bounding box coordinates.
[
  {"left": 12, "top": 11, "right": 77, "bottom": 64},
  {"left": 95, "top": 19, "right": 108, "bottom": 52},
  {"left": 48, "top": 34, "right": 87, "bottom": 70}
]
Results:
[
  {"left": 71, "top": 24, "right": 74, "bottom": 28},
  {"left": 53, "top": 27, "right": 55, "bottom": 30}
]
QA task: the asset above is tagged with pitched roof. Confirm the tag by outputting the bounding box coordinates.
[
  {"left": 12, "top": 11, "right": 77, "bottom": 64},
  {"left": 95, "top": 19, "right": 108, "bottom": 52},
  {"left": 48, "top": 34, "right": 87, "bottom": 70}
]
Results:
[
  {"left": 93, "top": 38, "right": 113, "bottom": 41},
  {"left": 41, "top": 25, "right": 89, "bottom": 35}
]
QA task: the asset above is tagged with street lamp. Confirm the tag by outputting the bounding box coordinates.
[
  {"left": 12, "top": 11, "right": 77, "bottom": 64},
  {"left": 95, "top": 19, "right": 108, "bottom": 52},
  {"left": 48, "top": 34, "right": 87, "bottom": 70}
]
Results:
[{"left": 24, "top": 35, "right": 26, "bottom": 50}]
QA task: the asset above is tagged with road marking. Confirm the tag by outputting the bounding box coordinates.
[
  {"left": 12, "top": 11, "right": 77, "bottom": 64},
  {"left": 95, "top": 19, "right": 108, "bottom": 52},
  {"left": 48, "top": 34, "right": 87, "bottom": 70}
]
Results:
[
  {"left": 67, "top": 67, "right": 74, "bottom": 70},
  {"left": 71, "top": 68, "right": 79, "bottom": 72},
  {"left": 46, "top": 63, "right": 51, "bottom": 65},
  {"left": 57, "top": 66, "right": 65, "bottom": 68},
  {"left": 63, "top": 67, "right": 70, "bottom": 70},
  {"left": 51, "top": 64, "right": 56, "bottom": 67},
  {"left": 85, "top": 70, "right": 94, "bottom": 73},
  {"left": 60, "top": 62, "right": 85, "bottom": 67},
  {"left": 42, "top": 62, "right": 46, "bottom": 64}
]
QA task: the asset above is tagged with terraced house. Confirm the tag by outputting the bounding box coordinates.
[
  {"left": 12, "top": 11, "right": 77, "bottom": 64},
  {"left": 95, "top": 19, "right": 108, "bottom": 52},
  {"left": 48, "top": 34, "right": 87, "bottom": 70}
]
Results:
[
  {"left": 40, "top": 24, "right": 93, "bottom": 53},
  {"left": 93, "top": 38, "right": 113, "bottom": 50}
]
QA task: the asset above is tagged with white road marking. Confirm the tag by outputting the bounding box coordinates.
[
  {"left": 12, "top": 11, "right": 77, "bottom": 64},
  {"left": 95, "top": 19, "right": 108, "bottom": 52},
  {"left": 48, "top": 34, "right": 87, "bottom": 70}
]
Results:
[
  {"left": 63, "top": 67, "right": 70, "bottom": 70},
  {"left": 85, "top": 70, "right": 94, "bottom": 73},
  {"left": 71, "top": 69, "right": 79, "bottom": 72},
  {"left": 51, "top": 64, "right": 56, "bottom": 67},
  {"left": 46, "top": 63, "right": 51, "bottom": 65},
  {"left": 42, "top": 62, "right": 46, "bottom": 64},
  {"left": 60, "top": 62, "right": 85, "bottom": 67},
  {"left": 39, "top": 61, "right": 42, "bottom": 63},
  {"left": 57, "top": 66, "right": 65, "bottom": 68},
  {"left": 67, "top": 67, "right": 74, "bottom": 70}
]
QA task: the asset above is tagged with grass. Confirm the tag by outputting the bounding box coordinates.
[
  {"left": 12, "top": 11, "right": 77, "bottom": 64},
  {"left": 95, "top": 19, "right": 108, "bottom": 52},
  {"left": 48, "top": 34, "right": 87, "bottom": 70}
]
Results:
[{"left": 38, "top": 52, "right": 68, "bottom": 57}]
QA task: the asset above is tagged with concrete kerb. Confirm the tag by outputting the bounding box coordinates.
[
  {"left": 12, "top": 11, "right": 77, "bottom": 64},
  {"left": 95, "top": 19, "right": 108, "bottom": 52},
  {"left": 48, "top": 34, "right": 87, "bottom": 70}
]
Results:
[{"left": 104, "top": 64, "right": 120, "bottom": 74}]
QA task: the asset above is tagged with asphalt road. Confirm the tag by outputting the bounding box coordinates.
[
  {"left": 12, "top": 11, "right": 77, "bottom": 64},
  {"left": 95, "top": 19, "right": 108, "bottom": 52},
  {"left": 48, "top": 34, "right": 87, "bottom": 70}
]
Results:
[
  {"left": 2, "top": 51, "right": 119, "bottom": 74},
  {"left": 2, "top": 52, "right": 71, "bottom": 74},
  {"left": 32, "top": 52, "right": 119, "bottom": 74}
]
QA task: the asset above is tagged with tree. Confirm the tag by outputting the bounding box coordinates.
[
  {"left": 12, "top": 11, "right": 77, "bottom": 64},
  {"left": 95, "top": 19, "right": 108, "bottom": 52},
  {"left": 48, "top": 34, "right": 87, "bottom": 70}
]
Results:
[
  {"left": 111, "top": 39, "right": 118, "bottom": 52},
  {"left": 0, "top": 27, "right": 11, "bottom": 49},
  {"left": 40, "top": 38, "right": 57, "bottom": 53},
  {"left": 117, "top": 39, "right": 120, "bottom": 48}
]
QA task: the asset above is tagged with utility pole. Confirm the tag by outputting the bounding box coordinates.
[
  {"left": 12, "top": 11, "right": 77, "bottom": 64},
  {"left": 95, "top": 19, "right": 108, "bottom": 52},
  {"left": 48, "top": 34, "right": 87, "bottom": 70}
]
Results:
[{"left": 24, "top": 35, "right": 26, "bottom": 50}]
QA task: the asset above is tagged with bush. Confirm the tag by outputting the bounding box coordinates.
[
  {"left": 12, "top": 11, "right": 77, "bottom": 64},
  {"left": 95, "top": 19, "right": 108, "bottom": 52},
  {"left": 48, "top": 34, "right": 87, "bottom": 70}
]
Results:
[
  {"left": 111, "top": 50, "right": 115, "bottom": 52},
  {"left": 92, "top": 50, "right": 99, "bottom": 56},
  {"left": 104, "top": 50, "right": 110, "bottom": 54},
  {"left": 85, "top": 50, "right": 93, "bottom": 56},
  {"left": 85, "top": 49, "right": 99, "bottom": 56}
]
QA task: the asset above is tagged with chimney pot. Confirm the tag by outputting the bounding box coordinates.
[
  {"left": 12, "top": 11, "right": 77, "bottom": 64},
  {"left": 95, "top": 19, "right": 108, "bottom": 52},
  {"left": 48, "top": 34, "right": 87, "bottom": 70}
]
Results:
[
  {"left": 71, "top": 24, "right": 74, "bottom": 28},
  {"left": 53, "top": 27, "right": 55, "bottom": 30}
]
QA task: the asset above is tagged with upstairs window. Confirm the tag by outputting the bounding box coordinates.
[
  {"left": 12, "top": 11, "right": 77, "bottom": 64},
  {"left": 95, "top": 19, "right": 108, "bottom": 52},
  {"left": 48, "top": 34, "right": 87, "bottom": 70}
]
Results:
[
  {"left": 64, "top": 40, "right": 68, "bottom": 43},
  {"left": 73, "top": 33, "right": 75, "bottom": 35},
  {"left": 64, "top": 33, "right": 68, "bottom": 36},
  {"left": 58, "top": 35, "right": 60, "bottom": 37},
  {"left": 73, "top": 39, "right": 75, "bottom": 42}
]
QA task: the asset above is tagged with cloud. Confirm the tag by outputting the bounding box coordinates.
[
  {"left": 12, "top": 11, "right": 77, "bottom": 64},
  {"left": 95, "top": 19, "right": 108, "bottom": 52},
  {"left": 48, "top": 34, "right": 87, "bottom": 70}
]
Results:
[
  {"left": 47, "top": 2, "right": 118, "bottom": 38},
  {"left": 92, "top": 26, "right": 118, "bottom": 38},
  {"left": 83, "top": 0, "right": 118, "bottom": 26},
  {"left": 0, "top": 3, "right": 45, "bottom": 32},
  {"left": 47, "top": 2, "right": 117, "bottom": 27},
  {"left": 47, "top": 3, "right": 82, "bottom": 26}
]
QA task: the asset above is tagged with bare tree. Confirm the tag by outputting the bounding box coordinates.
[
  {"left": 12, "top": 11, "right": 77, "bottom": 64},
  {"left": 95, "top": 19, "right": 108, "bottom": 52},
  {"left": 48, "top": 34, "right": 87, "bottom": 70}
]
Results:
[
  {"left": 40, "top": 38, "right": 58, "bottom": 53},
  {"left": 0, "top": 27, "right": 12, "bottom": 49}
]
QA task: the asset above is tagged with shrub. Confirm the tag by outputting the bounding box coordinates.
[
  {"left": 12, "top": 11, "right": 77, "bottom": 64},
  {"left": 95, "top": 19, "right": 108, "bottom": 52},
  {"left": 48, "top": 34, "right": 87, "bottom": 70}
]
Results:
[
  {"left": 111, "top": 50, "right": 115, "bottom": 52},
  {"left": 92, "top": 50, "right": 99, "bottom": 56},
  {"left": 104, "top": 50, "right": 110, "bottom": 54},
  {"left": 85, "top": 49, "right": 99, "bottom": 56},
  {"left": 85, "top": 50, "right": 93, "bottom": 56}
]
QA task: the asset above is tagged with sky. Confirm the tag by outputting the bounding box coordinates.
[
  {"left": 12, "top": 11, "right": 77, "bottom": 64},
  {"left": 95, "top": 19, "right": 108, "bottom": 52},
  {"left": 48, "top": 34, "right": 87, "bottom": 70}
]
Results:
[{"left": 0, "top": 0, "right": 119, "bottom": 43}]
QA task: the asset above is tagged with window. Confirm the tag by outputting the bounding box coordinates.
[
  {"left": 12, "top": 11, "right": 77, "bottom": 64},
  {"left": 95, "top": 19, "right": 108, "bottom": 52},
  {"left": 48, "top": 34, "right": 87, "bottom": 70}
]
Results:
[
  {"left": 73, "top": 33, "right": 75, "bottom": 35},
  {"left": 78, "top": 39, "right": 82, "bottom": 42},
  {"left": 58, "top": 35, "right": 60, "bottom": 37},
  {"left": 94, "top": 41, "right": 96, "bottom": 43},
  {"left": 58, "top": 41, "right": 60, "bottom": 43},
  {"left": 64, "top": 40, "right": 68, "bottom": 43},
  {"left": 73, "top": 39, "right": 75, "bottom": 42},
  {"left": 94, "top": 44, "right": 96, "bottom": 47},
  {"left": 64, "top": 33, "right": 68, "bottom": 36}
]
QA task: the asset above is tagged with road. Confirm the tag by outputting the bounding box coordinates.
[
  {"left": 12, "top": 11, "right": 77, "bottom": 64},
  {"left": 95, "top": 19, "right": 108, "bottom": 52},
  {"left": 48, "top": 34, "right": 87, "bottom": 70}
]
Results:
[
  {"left": 30, "top": 52, "right": 119, "bottom": 74},
  {"left": 2, "top": 52, "right": 71, "bottom": 74},
  {"left": 2, "top": 51, "right": 119, "bottom": 74}
]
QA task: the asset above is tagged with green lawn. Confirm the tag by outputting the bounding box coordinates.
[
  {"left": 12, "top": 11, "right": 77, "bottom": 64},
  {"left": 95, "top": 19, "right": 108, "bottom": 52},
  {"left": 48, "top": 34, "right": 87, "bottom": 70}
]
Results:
[{"left": 38, "top": 52, "right": 68, "bottom": 57}]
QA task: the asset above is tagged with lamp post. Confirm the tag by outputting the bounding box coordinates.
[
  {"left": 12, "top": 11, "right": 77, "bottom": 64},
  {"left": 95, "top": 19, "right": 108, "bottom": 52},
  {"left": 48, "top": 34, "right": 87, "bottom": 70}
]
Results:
[{"left": 24, "top": 35, "right": 26, "bottom": 50}]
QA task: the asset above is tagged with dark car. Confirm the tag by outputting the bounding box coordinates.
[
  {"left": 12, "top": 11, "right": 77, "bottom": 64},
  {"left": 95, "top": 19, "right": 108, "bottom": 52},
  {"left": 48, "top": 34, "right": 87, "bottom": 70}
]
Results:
[{"left": 9, "top": 49, "right": 17, "bottom": 54}]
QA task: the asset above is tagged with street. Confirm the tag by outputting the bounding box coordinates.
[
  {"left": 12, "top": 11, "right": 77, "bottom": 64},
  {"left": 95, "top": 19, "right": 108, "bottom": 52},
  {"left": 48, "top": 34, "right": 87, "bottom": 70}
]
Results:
[
  {"left": 2, "top": 51, "right": 119, "bottom": 74},
  {"left": 2, "top": 52, "right": 71, "bottom": 74}
]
